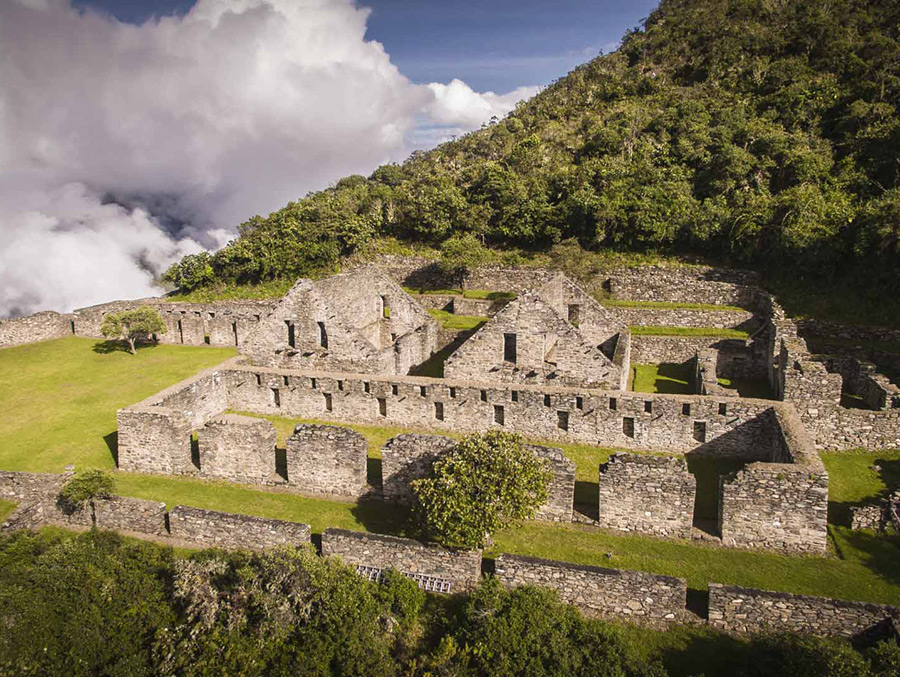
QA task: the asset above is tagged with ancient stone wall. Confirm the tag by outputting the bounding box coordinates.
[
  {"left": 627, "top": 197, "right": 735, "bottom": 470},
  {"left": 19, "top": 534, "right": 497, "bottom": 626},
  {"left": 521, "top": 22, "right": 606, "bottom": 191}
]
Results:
[
  {"left": 93, "top": 496, "right": 168, "bottom": 536},
  {"left": 630, "top": 336, "right": 767, "bottom": 381},
  {"left": 708, "top": 584, "right": 900, "bottom": 639},
  {"left": 606, "top": 306, "right": 756, "bottom": 330},
  {"left": 168, "top": 505, "right": 311, "bottom": 549},
  {"left": 321, "top": 528, "right": 482, "bottom": 593},
  {"left": 197, "top": 414, "right": 276, "bottom": 484},
  {"left": 220, "top": 363, "right": 783, "bottom": 455},
  {"left": 599, "top": 266, "right": 762, "bottom": 307},
  {"left": 495, "top": 553, "right": 687, "bottom": 625},
  {"left": 0, "top": 311, "right": 74, "bottom": 348},
  {"left": 597, "top": 454, "right": 696, "bottom": 539},
  {"left": 381, "top": 434, "right": 457, "bottom": 503},
  {"left": 719, "top": 408, "right": 828, "bottom": 553},
  {"left": 0, "top": 470, "right": 70, "bottom": 501},
  {"left": 462, "top": 266, "right": 556, "bottom": 294},
  {"left": 285, "top": 424, "right": 368, "bottom": 496},
  {"left": 527, "top": 444, "right": 576, "bottom": 522}
]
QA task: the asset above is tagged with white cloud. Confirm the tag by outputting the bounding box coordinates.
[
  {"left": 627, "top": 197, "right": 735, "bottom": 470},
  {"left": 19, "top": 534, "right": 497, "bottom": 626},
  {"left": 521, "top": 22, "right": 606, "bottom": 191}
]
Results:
[
  {"left": 0, "top": 0, "right": 539, "bottom": 316},
  {"left": 426, "top": 79, "right": 540, "bottom": 129}
]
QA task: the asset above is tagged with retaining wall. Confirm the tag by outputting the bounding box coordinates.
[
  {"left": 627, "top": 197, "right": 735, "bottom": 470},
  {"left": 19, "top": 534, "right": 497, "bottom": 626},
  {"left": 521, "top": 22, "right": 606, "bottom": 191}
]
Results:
[
  {"left": 495, "top": 553, "right": 687, "bottom": 625},
  {"left": 708, "top": 584, "right": 900, "bottom": 640},
  {"left": 168, "top": 505, "right": 311, "bottom": 549},
  {"left": 321, "top": 527, "right": 481, "bottom": 593},
  {"left": 285, "top": 424, "right": 368, "bottom": 496}
]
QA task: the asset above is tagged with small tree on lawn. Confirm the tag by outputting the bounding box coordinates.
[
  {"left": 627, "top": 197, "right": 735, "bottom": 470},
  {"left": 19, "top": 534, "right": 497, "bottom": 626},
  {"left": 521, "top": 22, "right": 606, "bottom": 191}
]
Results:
[
  {"left": 58, "top": 469, "right": 115, "bottom": 528},
  {"left": 101, "top": 307, "right": 167, "bottom": 354},
  {"left": 411, "top": 431, "right": 551, "bottom": 549}
]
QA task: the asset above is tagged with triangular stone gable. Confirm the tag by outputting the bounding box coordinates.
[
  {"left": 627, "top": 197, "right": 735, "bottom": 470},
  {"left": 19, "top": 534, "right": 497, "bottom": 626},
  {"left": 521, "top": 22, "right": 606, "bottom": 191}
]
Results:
[
  {"left": 444, "top": 289, "right": 618, "bottom": 387},
  {"left": 241, "top": 265, "right": 437, "bottom": 374}
]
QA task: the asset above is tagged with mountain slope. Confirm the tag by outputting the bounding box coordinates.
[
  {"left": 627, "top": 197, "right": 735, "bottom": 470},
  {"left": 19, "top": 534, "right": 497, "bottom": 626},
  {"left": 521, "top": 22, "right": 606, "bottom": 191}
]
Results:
[{"left": 166, "top": 0, "right": 900, "bottom": 293}]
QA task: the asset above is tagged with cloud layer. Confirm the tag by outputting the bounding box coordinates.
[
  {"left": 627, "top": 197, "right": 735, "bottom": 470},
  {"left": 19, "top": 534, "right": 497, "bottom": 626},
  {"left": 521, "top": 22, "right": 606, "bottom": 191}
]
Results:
[{"left": 0, "top": 0, "right": 536, "bottom": 316}]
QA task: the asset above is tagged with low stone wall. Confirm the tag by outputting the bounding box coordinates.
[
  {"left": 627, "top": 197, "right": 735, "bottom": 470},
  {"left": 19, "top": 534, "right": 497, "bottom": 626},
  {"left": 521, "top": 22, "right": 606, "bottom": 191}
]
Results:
[
  {"left": 495, "top": 553, "right": 687, "bottom": 625},
  {"left": 851, "top": 504, "right": 886, "bottom": 531},
  {"left": 198, "top": 414, "right": 276, "bottom": 484},
  {"left": 321, "top": 528, "right": 482, "bottom": 593},
  {"left": 381, "top": 434, "right": 457, "bottom": 503},
  {"left": 0, "top": 470, "right": 70, "bottom": 501},
  {"left": 708, "top": 584, "right": 900, "bottom": 640},
  {"left": 630, "top": 335, "right": 763, "bottom": 380},
  {"left": 93, "top": 496, "right": 168, "bottom": 536},
  {"left": 598, "top": 453, "right": 696, "bottom": 539},
  {"left": 599, "top": 265, "right": 761, "bottom": 307},
  {"left": 528, "top": 444, "right": 576, "bottom": 522},
  {"left": 462, "top": 266, "right": 555, "bottom": 294},
  {"left": 607, "top": 306, "right": 755, "bottom": 330},
  {"left": 0, "top": 311, "right": 74, "bottom": 348},
  {"left": 168, "top": 505, "right": 311, "bottom": 549},
  {"left": 285, "top": 424, "right": 368, "bottom": 496}
]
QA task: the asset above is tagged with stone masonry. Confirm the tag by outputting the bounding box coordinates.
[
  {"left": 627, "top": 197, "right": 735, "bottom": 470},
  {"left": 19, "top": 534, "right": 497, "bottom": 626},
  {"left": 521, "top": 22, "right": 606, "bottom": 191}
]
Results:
[
  {"left": 197, "top": 414, "right": 276, "bottom": 484},
  {"left": 381, "top": 434, "right": 457, "bottom": 503},
  {"left": 495, "top": 553, "right": 688, "bottom": 625},
  {"left": 285, "top": 424, "right": 368, "bottom": 496},
  {"left": 168, "top": 505, "right": 311, "bottom": 549},
  {"left": 321, "top": 527, "right": 482, "bottom": 593},
  {"left": 708, "top": 583, "right": 900, "bottom": 640},
  {"left": 598, "top": 453, "right": 696, "bottom": 539}
]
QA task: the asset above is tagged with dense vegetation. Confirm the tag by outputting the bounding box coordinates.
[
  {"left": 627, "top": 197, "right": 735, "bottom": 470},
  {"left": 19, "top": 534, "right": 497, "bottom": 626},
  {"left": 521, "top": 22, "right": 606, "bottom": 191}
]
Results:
[
  {"left": 1, "top": 530, "right": 899, "bottom": 677},
  {"left": 164, "top": 0, "right": 900, "bottom": 303}
]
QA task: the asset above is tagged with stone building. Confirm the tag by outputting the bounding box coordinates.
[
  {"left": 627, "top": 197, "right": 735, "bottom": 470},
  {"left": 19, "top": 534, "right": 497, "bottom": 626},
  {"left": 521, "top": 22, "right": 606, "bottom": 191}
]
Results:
[
  {"left": 241, "top": 265, "right": 439, "bottom": 375},
  {"left": 444, "top": 273, "right": 629, "bottom": 389}
]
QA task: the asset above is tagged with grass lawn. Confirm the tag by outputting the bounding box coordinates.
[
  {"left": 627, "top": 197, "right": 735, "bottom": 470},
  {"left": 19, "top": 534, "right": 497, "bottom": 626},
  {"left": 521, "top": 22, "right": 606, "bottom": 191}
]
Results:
[
  {"left": 164, "top": 278, "right": 295, "bottom": 302},
  {"left": 0, "top": 337, "right": 236, "bottom": 472},
  {"left": 404, "top": 287, "right": 516, "bottom": 301},
  {"left": 602, "top": 300, "right": 746, "bottom": 312},
  {"left": 426, "top": 309, "right": 488, "bottom": 331},
  {"left": 4, "top": 338, "right": 900, "bottom": 606},
  {"left": 631, "top": 363, "right": 694, "bottom": 394},
  {"left": 0, "top": 499, "right": 17, "bottom": 523},
  {"left": 630, "top": 326, "right": 750, "bottom": 339}
]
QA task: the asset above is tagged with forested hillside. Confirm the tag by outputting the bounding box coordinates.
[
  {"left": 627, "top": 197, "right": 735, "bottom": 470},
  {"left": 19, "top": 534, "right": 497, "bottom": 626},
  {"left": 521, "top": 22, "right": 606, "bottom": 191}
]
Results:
[{"left": 165, "top": 0, "right": 900, "bottom": 296}]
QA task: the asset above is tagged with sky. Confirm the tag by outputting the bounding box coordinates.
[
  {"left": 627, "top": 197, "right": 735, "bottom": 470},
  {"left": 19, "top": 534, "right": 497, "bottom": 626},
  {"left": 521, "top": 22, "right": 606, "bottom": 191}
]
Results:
[{"left": 1, "top": 0, "right": 658, "bottom": 317}]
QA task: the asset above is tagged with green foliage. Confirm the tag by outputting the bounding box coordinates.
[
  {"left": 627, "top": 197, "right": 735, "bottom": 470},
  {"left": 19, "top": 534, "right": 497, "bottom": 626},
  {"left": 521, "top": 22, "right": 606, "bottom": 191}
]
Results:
[
  {"left": 441, "top": 578, "right": 666, "bottom": 676},
  {"left": 426, "top": 309, "right": 489, "bottom": 331},
  {"left": 161, "top": 0, "right": 900, "bottom": 304},
  {"left": 100, "top": 307, "right": 167, "bottom": 354},
  {"left": 439, "top": 232, "right": 493, "bottom": 283},
  {"left": 59, "top": 469, "right": 115, "bottom": 510},
  {"left": 412, "top": 431, "right": 552, "bottom": 548},
  {"left": 0, "top": 530, "right": 176, "bottom": 676},
  {"left": 161, "top": 252, "right": 215, "bottom": 292},
  {"left": 739, "top": 633, "right": 872, "bottom": 677}
]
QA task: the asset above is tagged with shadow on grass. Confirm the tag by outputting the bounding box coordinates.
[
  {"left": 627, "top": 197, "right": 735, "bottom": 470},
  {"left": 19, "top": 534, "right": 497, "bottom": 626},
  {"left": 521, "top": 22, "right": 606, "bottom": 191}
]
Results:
[
  {"left": 833, "top": 526, "right": 900, "bottom": 590},
  {"left": 104, "top": 431, "right": 118, "bottom": 466},
  {"left": 367, "top": 457, "right": 383, "bottom": 487},
  {"left": 829, "top": 458, "right": 900, "bottom": 528},
  {"left": 657, "top": 626, "right": 750, "bottom": 677},
  {"left": 92, "top": 340, "right": 160, "bottom": 354},
  {"left": 349, "top": 499, "right": 415, "bottom": 539}
]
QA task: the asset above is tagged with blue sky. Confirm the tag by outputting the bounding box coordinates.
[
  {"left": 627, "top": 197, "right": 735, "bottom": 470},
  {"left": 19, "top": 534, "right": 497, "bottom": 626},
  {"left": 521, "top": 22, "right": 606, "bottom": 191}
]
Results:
[{"left": 76, "top": 0, "right": 659, "bottom": 91}]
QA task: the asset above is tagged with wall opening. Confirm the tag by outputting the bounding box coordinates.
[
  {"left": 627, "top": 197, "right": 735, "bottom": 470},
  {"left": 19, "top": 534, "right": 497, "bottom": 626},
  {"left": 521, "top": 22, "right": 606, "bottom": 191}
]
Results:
[
  {"left": 623, "top": 417, "right": 635, "bottom": 438},
  {"left": 177, "top": 319, "right": 184, "bottom": 344},
  {"left": 311, "top": 377, "right": 317, "bottom": 389},
  {"left": 232, "top": 322, "right": 239, "bottom": 346},
  {"left": 434, "top": 402, "right": 444, "bottom": 421},
  {"left": 255, "top": 374, "right": 262, "bottom": 386},
  {"left": 324, "top": 393, "right": 333, "bottom": 412},
  {"left": 392, "top": 384, "right": 399, "bottom": 396},
  {"left": 364, "top": 382, "right": 371, "bottom": 393},
  {"left": 190, "top": 433, "right": 200, "bottom": 470},
  {"left": 283, "top": 375, "right": 289, "bottom": 386},
  {"left": 718, "top": 402, "right": 727, "bottom": 415},
  {"left": 682, "top": 403, "right": 691, "bottom": 416},
  {"left": 511, "top": 390, "right": 519, "bottom": 402},
  {"left": 576, "top": 396, "right": 584, "bottom": 410},
  {"left": 544, "top": 394, "right": 551, "bottom": 407},
  {"left": 420, "top": 386, "right": 427, "bottom": 397},
  {"left": 480, "top": 390, "right": 487, "bottom": 402},
  {"left": 567, "top": 304, "right": 581, "bottom": 325},
  {"left": 609, "top": 397, "right": 617, "bottom": 411},
  {"left": 644, "top": 400, "right": 653, "bottom": 413},
  {"left": 693, "top": 421, "right": 707, "bottom": 443},
  {"left": 337, "top": 380, "right": 344, "bottom": 391},
  {"left": 286, "top": 321, "right": 296, "bottom": 348},
  {"left": 381, "top": 296, "right": 390, "bottom": 319},
  {"left": 557, "top": 410, "right": 569, "bottom": 431},
  {"left": 69, "top": 320, "right": 76, "bottom": 334},
  {"left": 271, "top": 388, "right": 281, "bottom": 408},
  {"left": 377, "top": 397, "right": 387, "bottom": 417},
  {"left": 503, "top": 333, "right": 517, "bottom": 364},
  {"left": 317, "top": 321, "right": 328, "bottom": 349},
  {"left": 449, "top": 387, "right": 456, "bottom": 399},
  {"left": 493, "top": 405, "right": 505, "bottom": 425}
]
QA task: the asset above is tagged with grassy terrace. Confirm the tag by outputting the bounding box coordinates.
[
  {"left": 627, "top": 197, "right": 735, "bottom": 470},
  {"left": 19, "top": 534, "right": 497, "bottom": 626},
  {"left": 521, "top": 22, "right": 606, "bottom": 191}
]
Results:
[
  {"left": 629, "top": 325, "right": 750, "bottom": 339},
  {"left": 425, "top": 308, "right": 488, "bottom": 332},
  {"left": 2, "top": 338, "right": 900, "bottom": 606},
  {"left": 630, "top": 363, "right": 694, "bottom": 394},
  {"left": 404, "top": 287, "right": 516, "bottom": 301},
  {"left": 601, "top": 299, "right": 747, "bottom": 312}
]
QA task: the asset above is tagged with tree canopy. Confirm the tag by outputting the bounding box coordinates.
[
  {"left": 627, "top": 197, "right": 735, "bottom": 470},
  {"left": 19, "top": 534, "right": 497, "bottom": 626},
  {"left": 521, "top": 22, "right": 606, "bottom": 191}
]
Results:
[
  {"left": 412, "top": 431, "right": 552, "bottom": 549},
  {"left": 163, "top": 0, "right": 900, "bottom": 301},
  {"left": 100, "top": 307, "right": 167, "bottom": 354}
]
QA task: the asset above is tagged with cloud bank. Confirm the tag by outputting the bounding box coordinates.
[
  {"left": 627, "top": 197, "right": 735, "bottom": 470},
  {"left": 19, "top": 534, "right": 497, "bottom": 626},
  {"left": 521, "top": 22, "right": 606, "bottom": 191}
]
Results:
[{"left": 0, "top": 0, "right": 537, "bottom": 317}]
